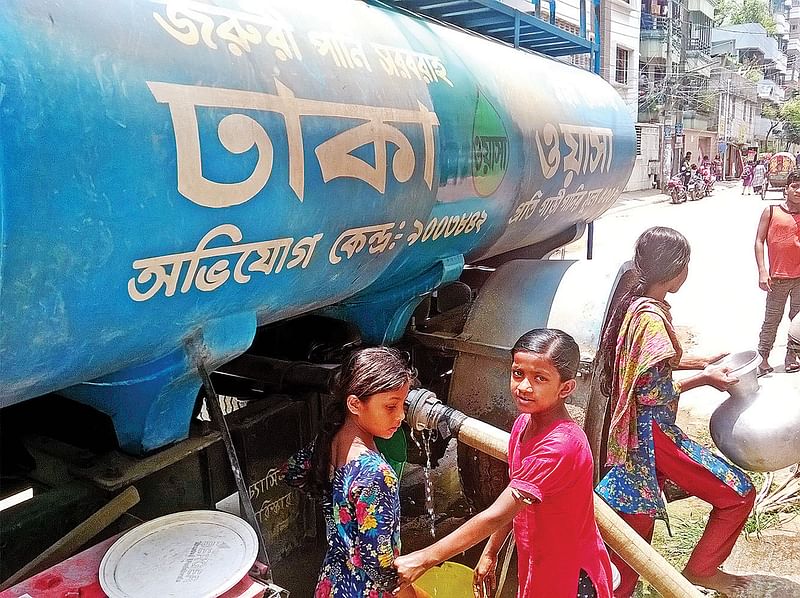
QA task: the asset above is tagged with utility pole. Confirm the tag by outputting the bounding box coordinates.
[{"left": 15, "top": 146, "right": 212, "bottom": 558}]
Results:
[
  {"left": 723, "top": 76, "right": 731, "bottom": 179},
  {"left": 662, "top": 0, "right": 675, "bottom": 187}
]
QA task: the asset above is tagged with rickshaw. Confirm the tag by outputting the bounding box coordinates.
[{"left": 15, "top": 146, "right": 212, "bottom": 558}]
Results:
[{"left": 765, "top": 152, "right": 796, "bottom": 199}]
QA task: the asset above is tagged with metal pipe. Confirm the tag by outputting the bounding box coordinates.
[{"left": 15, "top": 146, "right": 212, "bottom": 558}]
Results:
[{"left": 404, "top": 389, "right": 704, "bottom": 598}]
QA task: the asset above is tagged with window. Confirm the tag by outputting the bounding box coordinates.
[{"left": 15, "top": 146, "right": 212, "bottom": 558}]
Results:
[
  {"left": 635, "top": 125, "right": 643, "bottom": 155},
  {"left": 616, "top": 47, "right": 630, "bottom": 85}
]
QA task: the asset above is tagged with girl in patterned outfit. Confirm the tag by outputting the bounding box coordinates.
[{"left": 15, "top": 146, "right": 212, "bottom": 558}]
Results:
[
  {"left": 595, "top": 227, "right": 756, "bottom": 598},
  {"left": 284, "top": 347, "right": 416, "bottom": 598},
  {"left": 395, "top": 329, "right": 613, "bottom": 598}
]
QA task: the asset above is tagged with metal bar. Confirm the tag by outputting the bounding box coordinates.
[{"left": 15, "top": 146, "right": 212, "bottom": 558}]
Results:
[
  {"left": 548, "top": 0, "right": 556, "bottom": 24},
  {"left": 417, "top": 0, "right": 470, "bottom": 9},
  {"left": 410, "top": 329, "right": 511, "bottom": 362},
  {"left": 70, "top": 434, "right": 221, "bottom": 492},
  {"left": 519, "top": 37, "right": 571, "bottom": 47},
  {"left": 186, "top": 338, "right": 273, "bottom": 580},
  {"left": 587, "top": 221, "right": 594, "bottom": 259},
  {"left": 469, "top": 0, "right": 517, "bottom": 17},
  {"left": 534, "top": 44, "right": 582, "bottom": 54},
  {"left": 483, "top": 22, "right": 529, "bottom": 34},
  {"left": 546, "top": 46, "right": 592, "bottom": 56},
  {"left": 439, "top": 6, "right": 490, "bottom": 16},
  {"left": 579, "top": 0, "right": 587, "bottom": 37},
  {"left": 516, "top": 30, "right": 558, "bottom": 39},
  {"left": 462, "top": 14, "right": 515, "bottom": 28},
  {"left": 593, "top": 0, "right": 601, "bottom": 74},
  {"left": 514, "top": 14, "right": 520, "bottom": 47}
]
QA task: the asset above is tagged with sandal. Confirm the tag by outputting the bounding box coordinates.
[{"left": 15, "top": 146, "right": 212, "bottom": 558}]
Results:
[
  {"left": 786, "top": 352, "right": 800, "bottom": 373},
  {"left": 757, "top": 365, "right": 774, "bottom": 377}
]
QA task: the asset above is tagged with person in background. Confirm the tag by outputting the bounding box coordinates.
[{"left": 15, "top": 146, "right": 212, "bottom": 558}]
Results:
[
  {"left": 713, "top": 154, "right": 723, "bottom": 179},
  {"left": 394, "top": 329, "right": 613, "bottom": 598},
  {"left": 754, "top": 170, "right": 800, "bottom": 375},
  {"left": 680, "top": 151, "right": 693, "bottom": 188},
  {"left": 752, "top": 159, "right": 767, "bottom": 200},
  {"left": 741, "top": 161, "right": 754, "bottom": 195},
  {"left": 284, "top": 347, "right": 418, "bottom": 598},
  {"left": 595, "top": 227, "right": 755, "bottom": 598}
]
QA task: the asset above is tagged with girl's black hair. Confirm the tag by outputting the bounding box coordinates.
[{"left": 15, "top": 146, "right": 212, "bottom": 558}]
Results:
[
  {"left": 307, "top": 347, "right": 416, "bottom": 499},
  {"left": 512, "top": 328, "right": 580, "bottom": 382},
  {"left": 598, "top": 226, "right": 690, "bottom": 397}
]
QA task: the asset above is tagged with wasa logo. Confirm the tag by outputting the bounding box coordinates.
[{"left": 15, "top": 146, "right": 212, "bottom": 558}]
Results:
[{"left": 472, "top": 90, "right": 509, "bottom": 197}]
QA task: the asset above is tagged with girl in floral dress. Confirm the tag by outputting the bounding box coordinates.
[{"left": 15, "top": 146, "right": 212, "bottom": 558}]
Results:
[
  {"left": 595, "top": 227, "right": 756, "bottom": 598},
  {"left": 284, "top": 347, "right": 416, "bottom": 598}
]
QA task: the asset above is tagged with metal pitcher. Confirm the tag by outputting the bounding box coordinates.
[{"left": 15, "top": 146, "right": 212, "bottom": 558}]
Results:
[{"left": 709, "top": 351, "right": 800, "bottom": 472}]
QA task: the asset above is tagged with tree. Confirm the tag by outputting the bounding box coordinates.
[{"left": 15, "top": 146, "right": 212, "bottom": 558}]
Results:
[
  {"left": 715, "top": 0, "right": 739, "bottom": 26},
  {"left": 717, "top": 0, "right": 777, "bottom": 33},
  {"left": 762, "top": 99, "right": 800, "bottom": 148},
  {"left": 780, "top": 99, "right": 800, "bottom": 146}
]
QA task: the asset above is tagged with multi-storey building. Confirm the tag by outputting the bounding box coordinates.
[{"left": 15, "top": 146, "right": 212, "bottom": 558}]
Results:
[
  {"left": 780, "top": 0, "right": 800, "bottom": 89},
  {"left": 709, "top": 40, "right": 761, "bottom": 177},
  {"left": 712, "top": 23, "right": 787, "bottom": 157},
  {"left": 682, "top": 0, "right": 717, "bottom": 162},
  {"left": 637, "top": 0, "right": 715, "bottom": 185}
]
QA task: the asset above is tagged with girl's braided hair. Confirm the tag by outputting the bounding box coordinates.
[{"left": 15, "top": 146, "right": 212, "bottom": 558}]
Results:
[{"left": 598, "top": 227, "right": 690, "bottom": 397}]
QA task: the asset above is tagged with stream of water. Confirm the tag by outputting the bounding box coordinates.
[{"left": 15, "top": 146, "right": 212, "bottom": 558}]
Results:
[{"left": 410, "top": 427, "right": 437, "bottom": 538}]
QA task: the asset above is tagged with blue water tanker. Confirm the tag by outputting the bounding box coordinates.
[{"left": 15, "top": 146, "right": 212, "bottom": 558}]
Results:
[{"left": 0, "top": 0, "right": 635, "bottom": 454}]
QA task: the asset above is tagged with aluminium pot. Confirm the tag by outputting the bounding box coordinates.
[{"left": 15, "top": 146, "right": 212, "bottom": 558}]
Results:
[{"left": 709, "top": 350, "right": 800, "bottom": 472}]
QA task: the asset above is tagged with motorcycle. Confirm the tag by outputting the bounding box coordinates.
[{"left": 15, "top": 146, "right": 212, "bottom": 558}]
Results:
[
  {"left": 699, "top": 166, "right": 715, "bottom": 196},
  {"left": 667, "top": 174, "right": 687, "bottom": 204},
  {"left": 687, "top": 170, "right": 705, "bottom": 200}
]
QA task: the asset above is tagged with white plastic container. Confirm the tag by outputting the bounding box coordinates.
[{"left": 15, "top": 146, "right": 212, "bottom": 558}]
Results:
[{"left": 99, "top": 510, "right": 258, "bottom": 598}]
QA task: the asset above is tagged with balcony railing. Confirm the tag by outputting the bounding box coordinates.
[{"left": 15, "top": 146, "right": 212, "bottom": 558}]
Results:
[
  {"left": 640, "top": 14, "right": 683, "bottom": 36},
  {"left": 687, "top": 38, "right": 710, "bottom": 53}
]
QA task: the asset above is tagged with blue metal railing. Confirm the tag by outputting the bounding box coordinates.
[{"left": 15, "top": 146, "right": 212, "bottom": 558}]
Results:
[{"left": 379, "top": 0, "right": 602, "bottom": 72}]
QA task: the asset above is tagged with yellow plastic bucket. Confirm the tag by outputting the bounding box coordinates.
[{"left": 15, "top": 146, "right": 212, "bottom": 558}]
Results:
[{"left": 413, "top": 561, "right": 474, "bottom": 597}]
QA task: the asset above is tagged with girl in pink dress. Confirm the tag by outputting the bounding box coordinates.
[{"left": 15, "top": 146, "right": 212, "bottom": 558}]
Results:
[{"left": 394, "top": 329, "right": 612, "bottom": 598}]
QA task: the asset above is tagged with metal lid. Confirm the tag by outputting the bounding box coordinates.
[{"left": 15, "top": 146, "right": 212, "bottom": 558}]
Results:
[{"left": 99, "top": 510, "right": 258, "bottom": 598}]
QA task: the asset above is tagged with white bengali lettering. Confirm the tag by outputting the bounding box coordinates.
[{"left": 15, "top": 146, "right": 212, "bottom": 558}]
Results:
[
  {"left": 148, "top": 80, "right": 439, "bottom": 207},
  {"left": 128, "top": 224, "right": 323, "bottom": 302}
]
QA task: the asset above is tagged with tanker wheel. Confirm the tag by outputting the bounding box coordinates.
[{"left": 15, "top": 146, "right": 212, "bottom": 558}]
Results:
[{"left": 457, "top": 444, "right": 509, "bottom": 511}]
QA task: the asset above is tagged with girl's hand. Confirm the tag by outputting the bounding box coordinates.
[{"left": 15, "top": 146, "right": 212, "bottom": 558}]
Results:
[
  {"left": 394, "top": 551, "right": 433, "bottom": 590},
  {"left": 703, "top": 365, "right": 739, "bottom": 392},
  {"left": 473, "top": 551, "right": 498, "bottom": 597}
]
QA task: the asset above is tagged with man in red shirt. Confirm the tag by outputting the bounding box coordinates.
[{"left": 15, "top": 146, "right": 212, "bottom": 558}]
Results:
[{"left": 755, "top": 170, "right": 800, "bottom": 375}]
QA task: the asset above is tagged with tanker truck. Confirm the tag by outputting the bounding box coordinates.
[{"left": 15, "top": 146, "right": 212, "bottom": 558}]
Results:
[{"left": 0, "top": 0, "right": 635, "bottom": 590}]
